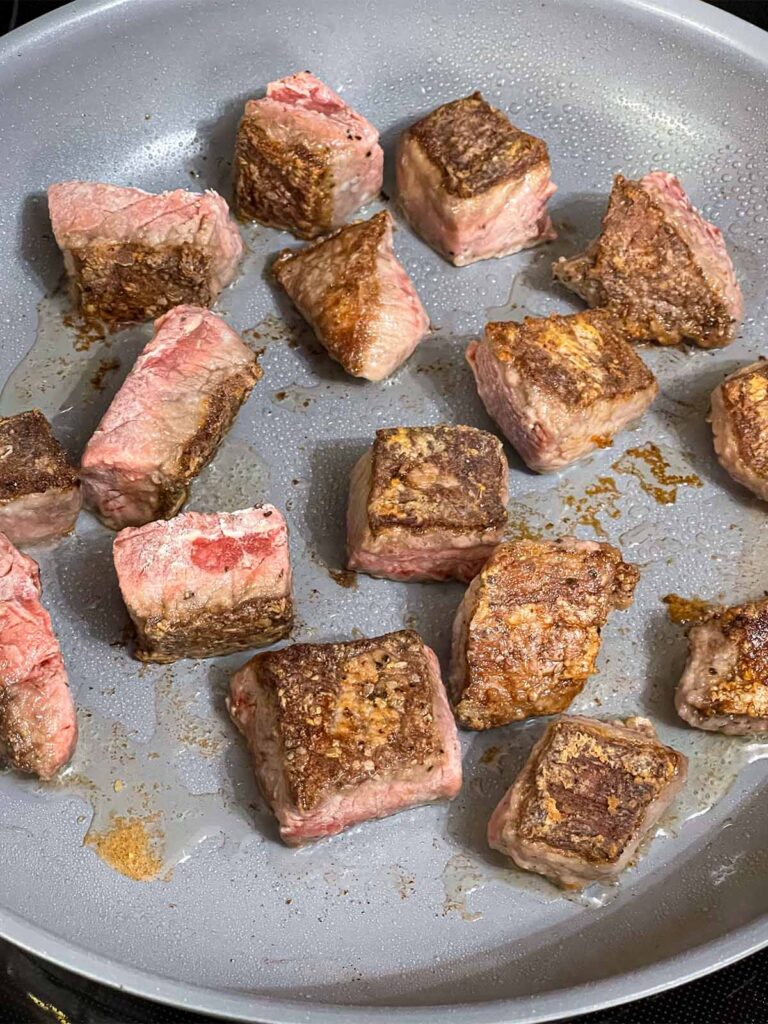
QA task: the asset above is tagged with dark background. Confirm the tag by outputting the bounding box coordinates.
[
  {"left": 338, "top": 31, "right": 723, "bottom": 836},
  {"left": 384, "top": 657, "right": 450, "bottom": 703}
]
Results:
[{"left": 0, "top": 0, "right": 766, "bottom": 1021}]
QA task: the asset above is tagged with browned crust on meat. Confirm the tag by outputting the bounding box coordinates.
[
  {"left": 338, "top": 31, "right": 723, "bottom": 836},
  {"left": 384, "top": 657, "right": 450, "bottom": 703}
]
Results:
[
  {"left": 553, "top": 252, "right": 602, "bottom": 305},
  {"left": 555, "top": 175, "right": 734, "bottom": 348},
  {"left": 273, "top": 212, "right": 388, "bottom": 374},
  {"left": 234, "top": 113, "right": 334, "bottom": 238},
  {"left": 69, "top": 243, "right": 214, "bottom": 326},
  {"left": 513, "top": 717, "right": 685, "bottom": 864},
  {"left": 149, "top": 361, "right": 262, "bottom": 521},
  {"left": 246, "top": 629, "right": 442, "bottom": 811},
  {"left": 0, "top": 691, "right": 35, "bottom": 776},
  {"left": 485, "top": 310, "right": 657, "bottom": 408},
  {"left": 455, "top": 539, "right": 639, "bottom": 730},
  {"left": 0, "top": 689, "right": 69, "bottom": 779},
  {"left": 366, "top": 424, "right": 507, "bottom": 535},
  {"left": 131, "top": 595, "right": 293, "bottom": 662},
  {"left": 691, "top": 599, "right": 768, "bottom": 718},
  {"left": 718, "top": 362, "right": 768, "bottom": 481},
  {"left": 0, "top": 410, "right": 79, "bottom": 501},
  {"left": 406, "top": 92, "right": 549, "bottom": 199}
]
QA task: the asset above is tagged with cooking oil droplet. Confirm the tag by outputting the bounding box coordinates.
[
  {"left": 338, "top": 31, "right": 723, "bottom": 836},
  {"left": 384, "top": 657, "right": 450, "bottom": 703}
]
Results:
[
  {"left": 51, "top": 665, "right": 259, "bottom": 881},
  {"left": 0, "top": 291, "right": 150, "bottom": 441},
  {"left": 187, "top": 439, "right": 272, "bottom": 512},
  {"left": 441, "top": 853, "right": 484, "bottom": 921}
]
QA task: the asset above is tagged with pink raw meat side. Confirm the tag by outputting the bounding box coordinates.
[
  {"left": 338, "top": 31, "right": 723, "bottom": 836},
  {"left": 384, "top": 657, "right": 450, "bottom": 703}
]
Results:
[
  {"left": 0, "top": 533, "right": 76, "bottom": 779},
  {"left": 113, "top": 505, "right": 291, "bottom": 624},
  {"left": 48, "top": 181, "right": 243, "bottom": 297},
  {"left": 80, "top": 305, "right": 260, "bottom": 530}
]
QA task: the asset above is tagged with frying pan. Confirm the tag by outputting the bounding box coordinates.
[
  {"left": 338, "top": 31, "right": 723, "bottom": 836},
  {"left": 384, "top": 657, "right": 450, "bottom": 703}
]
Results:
[{"left": 0, "top": 1, "right": 767, "bottom": 1021}]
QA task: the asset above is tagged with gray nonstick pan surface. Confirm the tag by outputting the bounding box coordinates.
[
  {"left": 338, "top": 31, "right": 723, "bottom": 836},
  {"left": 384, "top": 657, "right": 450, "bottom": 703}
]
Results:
[{"left": 0, "top": 0, "right": 766, "bottom": 1021}]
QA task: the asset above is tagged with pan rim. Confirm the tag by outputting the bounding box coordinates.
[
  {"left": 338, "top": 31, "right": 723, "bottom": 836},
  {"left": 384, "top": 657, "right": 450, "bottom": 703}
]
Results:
[
  {"left": 1, "top": 904, "right": 766, "bottom": 1023},
  {"left": 0, "top": 0, "right": 767, "bottom": 1020}
]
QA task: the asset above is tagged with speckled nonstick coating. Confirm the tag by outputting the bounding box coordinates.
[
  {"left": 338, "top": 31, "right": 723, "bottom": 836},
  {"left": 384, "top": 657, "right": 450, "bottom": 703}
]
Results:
[{"left": 0, "top": 1, "right": 766, "bottom": 1021}]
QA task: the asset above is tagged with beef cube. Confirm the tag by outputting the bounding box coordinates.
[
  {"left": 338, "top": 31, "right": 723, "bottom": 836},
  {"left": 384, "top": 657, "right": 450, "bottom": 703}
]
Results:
[
  {"left": 451, "top": 537, "right": 639, "bottom": 730},
  {"left": 347, "top": 425, "right": 508, "bottom": 582},
  {"left": 710, "top": 360, "right": 768, "bottom": 502},
  {"left": 553, "top": 172, "right": 743, "bottom": 349},
  {"left": 675, "top": 598, "right": 768, "bottom": 735},
  {"left": 0, "top": 532, "right": 77, "bottom": 778},
  {"left": 228, "top": 629, "right": 462, "bottom": 844},
  {"left": 113, "top": 505, "right": 292, "bottom": 663},
  {"left": 488, "top": 715, "right": 687, "bottom": 889},
  {"left": 396, "top": 92, "right": 556, "bottom": 266},
  {"left": 234, "top": 72, "right": 384, "bottom": 239},
  {"left": 80, "top": 306, "right": 261, "bottom": 530},
  {"left": 48, "top": 182, "right": 244, "bottom": 326},
  {"left": 0, "top": 410, "right": 81, "bottom": 546},
  {"left": 273, "top": 211, "right": 429, "bottom": 381},
  {"left": 466, "top": 310, "right": 658, "bottom": 472}
]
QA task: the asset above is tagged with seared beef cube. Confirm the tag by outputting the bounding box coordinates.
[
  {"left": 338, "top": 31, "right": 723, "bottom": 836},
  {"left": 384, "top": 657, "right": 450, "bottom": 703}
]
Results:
[
  {"left": 466, "top": 310, "right": 658, "bottom": 472},
  {"left": 234, "top": 72, "right": 383, "bottom": 239},
  {"left": 48, "top": 182, "right": 243, "bottom": 326},
  {"left": 81, "top": 306, "right": 261, "bottom": 530},
  {"left": 451, "top": 537, "right": 638, "bottom": 730},
  {"left": 554, "top": 172, "right": 743, "bottom": 349},
  {"left": 396, "top": 92, "right": 556, "bottom": 266},
  {"left": 228, "top": 629, "right": 462, "bottom": 844},
  {"left": 0, "top": 532, "right": 76, "bottom": 778},
  {"left": 710, "top": 360, "right": 768, "bottom": 502},
  {"left": 488, "top": 716, "right": 687, "bottom": 889},
  {"left": 676, "top": 598, "right": 768, "bottom": 735},
  {"left": 114, "top": 505, "right": 292, "bottom": 663},
  {"left": 273, "top": 211, "right": 429, "bottom": 381},
  {"left": 347, "top": 425, "right": 508, "bottom": 582},
  {"left": 0, "top": 410, "right": 81, "bottom": 546}
]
